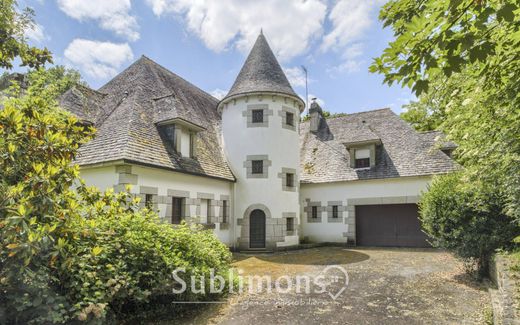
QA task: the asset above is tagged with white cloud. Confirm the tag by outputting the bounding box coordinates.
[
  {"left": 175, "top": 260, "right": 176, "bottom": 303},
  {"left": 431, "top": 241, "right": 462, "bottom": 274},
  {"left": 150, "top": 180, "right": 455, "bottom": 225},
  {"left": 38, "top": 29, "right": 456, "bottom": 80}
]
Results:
[
  {"left": 283, "top": 66, "right": 307, "bottom": 88},
  {"left": 25, "top": 23, "right": 47, "bottom": 43},
  {"left": 57, "top": 0, "right": 139, "bottom": 41},
  {"left": 321, "top": 0, "right": 382, "bottom": 74},
  {"left": 210, "top": 88, "right": 228, "bottom": 100},
  {"left": 321, "top": 1, "right": 376, "bottom": 52},
  {"left": 145, "top": 0, "right": 327, "bottom": 61},
  {"left": 64, "top": 39, "right": 134, "bottom": 79}
]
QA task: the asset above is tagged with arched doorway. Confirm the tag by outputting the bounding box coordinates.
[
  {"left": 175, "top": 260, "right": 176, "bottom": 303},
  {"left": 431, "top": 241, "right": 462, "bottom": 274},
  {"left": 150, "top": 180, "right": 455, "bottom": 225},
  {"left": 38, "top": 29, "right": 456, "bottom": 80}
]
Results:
[{"left": 249, "top": 209, "right": 266, "bottom": 248}]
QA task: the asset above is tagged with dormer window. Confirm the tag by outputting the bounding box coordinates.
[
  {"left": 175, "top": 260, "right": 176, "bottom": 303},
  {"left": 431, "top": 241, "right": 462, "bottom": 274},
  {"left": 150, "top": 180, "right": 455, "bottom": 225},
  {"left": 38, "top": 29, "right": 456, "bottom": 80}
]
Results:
[
  {"left": 159, "top": 124, "right": 178, "bottom": 152},
  {"left": 189, "top": 133, "right": 196, "bottom": 158},
  {"left": 157, "top": 118, "right": 205, "bottom": 158},
  {"left": 345, "top": 139, "right": 381, "bottom": 170},
  {"left": 354, "top": 148, "right": 370, "bottom": 168},
  {"left": 354, "top": 148, "right": 371, "bottom": 169}
]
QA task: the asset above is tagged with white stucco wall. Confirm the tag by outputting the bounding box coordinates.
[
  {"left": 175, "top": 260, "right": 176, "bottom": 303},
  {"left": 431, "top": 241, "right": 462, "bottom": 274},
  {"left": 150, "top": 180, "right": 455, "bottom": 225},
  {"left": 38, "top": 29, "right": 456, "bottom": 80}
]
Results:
[
  {"left": 221, "top": 94, "right": 303, "bottom": 248},
  {"left": 79, "top": 164, "right": 235, "bottom": 246},
  {"left": 299, "top": 176, "right": 432, "bottom": 243},
  {"left": 133, "top": 165, "right": 234, "bottom": 245},
  {"left": 80, "top": 165, "right": 119, "bottom": 191}
]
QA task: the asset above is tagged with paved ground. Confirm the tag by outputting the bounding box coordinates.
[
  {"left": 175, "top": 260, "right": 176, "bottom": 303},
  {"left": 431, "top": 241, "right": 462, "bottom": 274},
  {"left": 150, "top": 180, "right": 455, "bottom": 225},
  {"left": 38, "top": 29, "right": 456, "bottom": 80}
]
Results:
[{"left": 181, "top": 247, "right": 491, "bottom": 325}]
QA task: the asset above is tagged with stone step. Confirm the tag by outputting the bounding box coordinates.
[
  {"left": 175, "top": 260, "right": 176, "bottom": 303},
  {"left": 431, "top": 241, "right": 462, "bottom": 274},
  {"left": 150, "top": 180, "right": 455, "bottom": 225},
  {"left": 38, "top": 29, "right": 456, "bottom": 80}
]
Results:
[{"left": 238, "top": 249, "right": 274, "bottom": 254}]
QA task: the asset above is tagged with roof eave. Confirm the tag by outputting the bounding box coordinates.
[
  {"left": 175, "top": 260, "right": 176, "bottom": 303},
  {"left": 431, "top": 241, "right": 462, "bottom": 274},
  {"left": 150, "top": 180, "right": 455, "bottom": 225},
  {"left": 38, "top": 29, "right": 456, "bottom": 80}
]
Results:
[
  {"left": 343, "top": 139, "right": 382, "bottom": 148},
  {"left": 156, "top": 117, "right": 206, "bottom": 132},
  {"left": 217, "top": 91, "right": 305, "bottom": 113}
]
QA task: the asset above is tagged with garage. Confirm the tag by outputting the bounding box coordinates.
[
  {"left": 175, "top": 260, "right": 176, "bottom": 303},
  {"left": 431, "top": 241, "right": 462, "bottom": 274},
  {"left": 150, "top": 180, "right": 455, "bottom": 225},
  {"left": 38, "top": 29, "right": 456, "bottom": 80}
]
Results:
[{"left": 355, "top": 204, "right": 430, "bottom": 247}]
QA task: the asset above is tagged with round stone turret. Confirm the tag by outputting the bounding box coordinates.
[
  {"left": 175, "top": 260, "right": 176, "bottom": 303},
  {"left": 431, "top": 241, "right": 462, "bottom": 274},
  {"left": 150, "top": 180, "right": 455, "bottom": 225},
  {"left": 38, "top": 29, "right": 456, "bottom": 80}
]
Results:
[{"left": 218, "top": 32, "right": 304, "bottom": 250}]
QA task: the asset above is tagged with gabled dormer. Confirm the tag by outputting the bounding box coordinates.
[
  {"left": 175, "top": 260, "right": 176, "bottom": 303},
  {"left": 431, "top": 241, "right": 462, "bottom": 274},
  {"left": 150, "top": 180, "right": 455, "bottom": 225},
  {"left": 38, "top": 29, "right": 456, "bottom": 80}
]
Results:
[
  {"left": 341, "top": 122, "right": 382, "bottom": 169},
  {"left": 345, "top": 139, "right": 382, "bottom": 169},
  {"left": 157, "top": 118, "right": 205, "bottom": 158}
]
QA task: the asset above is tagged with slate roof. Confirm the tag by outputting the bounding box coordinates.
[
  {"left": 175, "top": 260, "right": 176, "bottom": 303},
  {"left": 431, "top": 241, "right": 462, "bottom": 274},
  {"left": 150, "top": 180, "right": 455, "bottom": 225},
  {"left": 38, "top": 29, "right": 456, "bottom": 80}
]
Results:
[
  {"left": 59, "top": 54, "right": 457, "bottom": 185},
  {"left": 299, "top": 108, "right": 459, "bottom": 184},
  {"left": 59, "top": 56, "right": 235, "bottom": 181},
  {"left": 222, "top": 32, "right": 299, "bottom": 102},
  {"left": 418, "top": 130, "right": 458, "bottom": 150}
]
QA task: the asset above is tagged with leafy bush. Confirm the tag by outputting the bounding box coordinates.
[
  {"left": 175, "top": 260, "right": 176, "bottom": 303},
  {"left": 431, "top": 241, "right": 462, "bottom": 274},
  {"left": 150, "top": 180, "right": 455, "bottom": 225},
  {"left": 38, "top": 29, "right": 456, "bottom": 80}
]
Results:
[
  {"left": 0, "top": 69, "right": 233, "bottom": 324},
  {"left": 420, "top": 172, "right": 519, "bottom": 275}
]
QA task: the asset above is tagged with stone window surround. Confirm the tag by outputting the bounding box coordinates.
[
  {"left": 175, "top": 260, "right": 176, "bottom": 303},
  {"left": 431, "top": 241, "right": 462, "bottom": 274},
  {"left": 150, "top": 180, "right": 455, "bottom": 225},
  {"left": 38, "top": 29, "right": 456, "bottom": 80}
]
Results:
[
  {"left": 219, "top": 195, "right": 230, "bottom": 229},
  {"left": 113, "top": 165, "right": 231, "bottom": 225},
  {"left": 244, "top": 155, "right": 272, "bottom": 178},
  {"left": 278, "top": 106, "right": 297, "bottom": 131},
  {"left": 197, "top": 192, "right": 215, "bottom": 224},
  {"left": 243, "top": 104, "right": 273, "bottom": 128},
  {"left": 283, "top": 212, "right": 298, "bottom": 236},
  {"left": 277, "top": 167, "right": 297, "bottom": 192},
  {"left": 326, "top": 201, "right": 344, "bottom": 223},
  {"left": 304, "top": 200, "right": 324, "bottom": 223}
]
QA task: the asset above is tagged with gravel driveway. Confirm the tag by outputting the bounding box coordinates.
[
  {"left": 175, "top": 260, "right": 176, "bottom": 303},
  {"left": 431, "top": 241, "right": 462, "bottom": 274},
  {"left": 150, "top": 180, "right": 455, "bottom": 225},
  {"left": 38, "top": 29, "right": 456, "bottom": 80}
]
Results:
[{"left": 182, "top": 247, "right": 491, "bottom": 325}]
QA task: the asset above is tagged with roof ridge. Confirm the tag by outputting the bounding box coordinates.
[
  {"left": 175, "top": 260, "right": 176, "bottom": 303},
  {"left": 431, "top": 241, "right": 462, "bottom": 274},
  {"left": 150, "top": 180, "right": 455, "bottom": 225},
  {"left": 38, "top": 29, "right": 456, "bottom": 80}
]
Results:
[{"left": 140, "top": 55, "right": 218, "bottom": 103}]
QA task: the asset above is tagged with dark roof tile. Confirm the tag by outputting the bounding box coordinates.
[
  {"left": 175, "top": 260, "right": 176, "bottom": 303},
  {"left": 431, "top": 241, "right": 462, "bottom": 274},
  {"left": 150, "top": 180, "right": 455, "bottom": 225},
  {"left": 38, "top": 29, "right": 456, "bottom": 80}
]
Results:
[
  {"left": 222, "top": 33, "right": 299, "bottom": 101},
  {"left": 60, "top": 56, "right": 235, "bottom": 181},
  {"left": 299, "top": 108, "right": 459, "bottom": 183}
]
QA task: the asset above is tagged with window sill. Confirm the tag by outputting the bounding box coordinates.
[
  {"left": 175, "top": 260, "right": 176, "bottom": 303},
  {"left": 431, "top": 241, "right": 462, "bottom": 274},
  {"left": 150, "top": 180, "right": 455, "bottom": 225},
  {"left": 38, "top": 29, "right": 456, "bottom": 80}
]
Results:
[
  {"left": 200, "top": 223, "right": 216, "bottom": 230},
  {"left": 354, "top": 167, "right": 371, "bottom": 171}
]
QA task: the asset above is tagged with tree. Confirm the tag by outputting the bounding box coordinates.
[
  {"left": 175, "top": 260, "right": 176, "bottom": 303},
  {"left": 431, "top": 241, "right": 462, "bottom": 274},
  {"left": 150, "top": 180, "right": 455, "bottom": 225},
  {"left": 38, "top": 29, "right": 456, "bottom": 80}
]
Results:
[
  {"left": 0, "top": 68, "right": 233, "bottom": 324},
  {"left": 371, "top": 0, "right": 520, "bottom": 223},
  {"left": 0, "top": 0, "right": 52, "bottom": 69},
  {"left": 420, "top": 172, "right": 519, "bottom": 275}
]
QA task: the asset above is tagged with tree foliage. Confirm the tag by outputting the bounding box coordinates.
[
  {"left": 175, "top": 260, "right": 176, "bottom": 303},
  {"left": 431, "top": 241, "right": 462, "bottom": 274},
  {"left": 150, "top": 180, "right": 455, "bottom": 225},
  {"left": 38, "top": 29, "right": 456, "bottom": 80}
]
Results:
[
  {"left": 420, "top": 172, "right": 519, "bottom": 275},
  {"left": 0, "top": 59, "right": 232, "bottom": 325},
  {"left": 372, "top": 0, "right": 520, "bottom": 224},
  {"left": 0, "top": 0, "right": 52, "bottom": 69}
]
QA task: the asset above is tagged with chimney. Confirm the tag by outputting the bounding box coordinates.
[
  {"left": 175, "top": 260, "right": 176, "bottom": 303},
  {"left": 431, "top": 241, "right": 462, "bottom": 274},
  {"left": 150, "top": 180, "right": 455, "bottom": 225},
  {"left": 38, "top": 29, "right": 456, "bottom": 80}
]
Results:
[{"left": 309, "top": 98, "right": 323, "bottom": 133}]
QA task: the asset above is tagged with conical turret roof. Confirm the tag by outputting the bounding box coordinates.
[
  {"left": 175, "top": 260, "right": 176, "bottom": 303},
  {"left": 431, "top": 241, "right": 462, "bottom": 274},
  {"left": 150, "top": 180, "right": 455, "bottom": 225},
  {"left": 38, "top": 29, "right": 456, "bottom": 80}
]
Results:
[{"left": 222, "top": 32, "right": 299, "bottom": 101}]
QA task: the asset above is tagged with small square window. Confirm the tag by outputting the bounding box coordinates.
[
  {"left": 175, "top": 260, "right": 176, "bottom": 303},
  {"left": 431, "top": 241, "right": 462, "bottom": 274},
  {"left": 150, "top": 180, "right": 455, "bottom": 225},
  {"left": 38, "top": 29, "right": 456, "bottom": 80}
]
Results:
[
  {"left": 355, "top": 158, "right": 370, "bottom": 168},
  {"left": 286, "top": 173, "right": 294, "bottom": 187},
  {"left": 145, "top": 194, "right": 153, "bottom": 209},
  {"left": 286, "top": 112, "right": 294, "bottom": 126},
  {"left": 312, "top": 206, "right": 318, "bottom": 219},
  {"left": 332, "top": 205, "right": 339, "bottom": 218},
  {"left": 286, "top": 217, "right": 294, "bottom": 232},
  {"left": 252, "top": 160, "right": 263, "bottom": 174},
  {"left": 252, "top": 109, "right": 264, "bottom": 123}
]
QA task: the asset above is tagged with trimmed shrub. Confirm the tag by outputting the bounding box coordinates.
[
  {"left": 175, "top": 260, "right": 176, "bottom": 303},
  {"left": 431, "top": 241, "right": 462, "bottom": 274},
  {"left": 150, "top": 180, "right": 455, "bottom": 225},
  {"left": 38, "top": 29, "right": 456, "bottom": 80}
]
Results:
[{"left": 420, "top": 172, "right": 519, "bottom": 275}]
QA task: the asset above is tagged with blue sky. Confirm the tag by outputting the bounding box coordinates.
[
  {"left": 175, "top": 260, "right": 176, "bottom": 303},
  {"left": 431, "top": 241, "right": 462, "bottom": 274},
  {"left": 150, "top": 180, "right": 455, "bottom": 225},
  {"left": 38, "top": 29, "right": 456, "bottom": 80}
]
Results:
[{"left": 12, "top": 0, "right": 414, "bottom": 115}]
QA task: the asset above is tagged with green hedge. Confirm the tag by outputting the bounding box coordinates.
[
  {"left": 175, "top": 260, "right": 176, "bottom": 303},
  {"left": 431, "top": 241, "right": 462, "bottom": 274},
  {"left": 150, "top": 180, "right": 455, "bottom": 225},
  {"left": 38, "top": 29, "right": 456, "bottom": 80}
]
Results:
[{"left": 420, "top": 172, "right": 519, "bottom": 274}]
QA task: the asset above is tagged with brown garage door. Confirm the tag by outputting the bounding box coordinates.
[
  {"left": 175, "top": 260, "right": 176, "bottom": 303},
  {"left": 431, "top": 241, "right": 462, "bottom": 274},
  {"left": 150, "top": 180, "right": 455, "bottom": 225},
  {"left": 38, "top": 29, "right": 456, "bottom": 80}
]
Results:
[{"left": 355, "top": 204, "right": 430, "bottom": 247}]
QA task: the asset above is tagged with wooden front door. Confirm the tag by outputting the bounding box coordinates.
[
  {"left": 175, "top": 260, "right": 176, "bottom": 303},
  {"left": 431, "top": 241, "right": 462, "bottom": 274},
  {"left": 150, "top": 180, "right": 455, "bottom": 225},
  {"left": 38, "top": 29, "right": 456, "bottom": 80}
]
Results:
[
  {"left": 172, "top": 197, "right": 184, "bottom": 224},
  {"left": 249, "top": 209, "right": 266, "bottom": 248}
]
